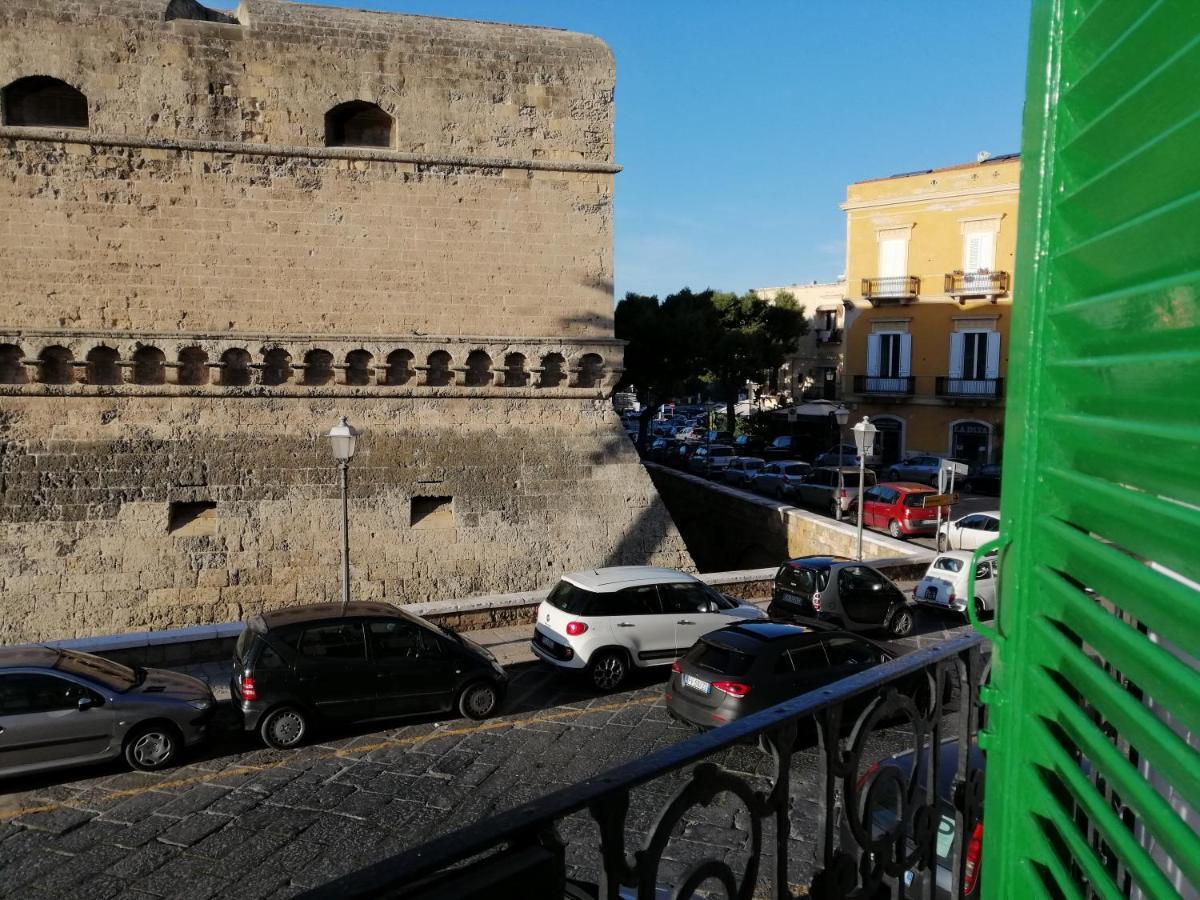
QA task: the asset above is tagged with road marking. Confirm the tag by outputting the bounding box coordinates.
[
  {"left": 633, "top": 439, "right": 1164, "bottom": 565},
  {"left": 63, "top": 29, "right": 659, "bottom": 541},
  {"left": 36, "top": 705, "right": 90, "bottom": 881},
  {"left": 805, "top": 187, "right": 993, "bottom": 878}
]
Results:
[{"left": 0, "top": 693, "right": 660, "bottom": 823}]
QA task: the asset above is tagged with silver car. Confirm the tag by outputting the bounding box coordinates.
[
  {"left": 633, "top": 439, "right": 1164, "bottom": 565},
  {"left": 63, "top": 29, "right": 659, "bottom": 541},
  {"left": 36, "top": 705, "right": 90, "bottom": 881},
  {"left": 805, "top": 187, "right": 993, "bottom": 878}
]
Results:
[{"left": 0, "top": 646, "right": 215, "bottom": 777}]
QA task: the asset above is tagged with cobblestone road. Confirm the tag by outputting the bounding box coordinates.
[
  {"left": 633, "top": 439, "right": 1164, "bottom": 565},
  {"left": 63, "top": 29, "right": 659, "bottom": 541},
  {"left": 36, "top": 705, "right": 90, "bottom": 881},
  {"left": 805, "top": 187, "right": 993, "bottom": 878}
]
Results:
[{"left": 0, "top": 616, "right": 973, "bottom": 899}]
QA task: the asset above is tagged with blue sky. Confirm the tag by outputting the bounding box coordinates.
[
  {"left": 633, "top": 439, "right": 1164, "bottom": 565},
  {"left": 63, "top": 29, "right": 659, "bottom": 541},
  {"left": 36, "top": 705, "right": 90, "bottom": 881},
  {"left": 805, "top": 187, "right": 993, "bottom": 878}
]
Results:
[{"left": 309, "top": 0, "right": 1033, "bottom": 300}]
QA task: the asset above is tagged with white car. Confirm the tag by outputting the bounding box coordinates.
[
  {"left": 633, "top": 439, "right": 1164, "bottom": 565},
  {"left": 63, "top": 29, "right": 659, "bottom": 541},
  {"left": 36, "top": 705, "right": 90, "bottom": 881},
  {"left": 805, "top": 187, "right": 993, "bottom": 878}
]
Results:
[
  {"left": 936, "top": 510, "right": 1001, "bottom": 551},
  {"left": 530, "top": 567, "right": 767, "bottom": 690},
  {"left": 913, "top": 551, "right": 997, "bottom": 619}
]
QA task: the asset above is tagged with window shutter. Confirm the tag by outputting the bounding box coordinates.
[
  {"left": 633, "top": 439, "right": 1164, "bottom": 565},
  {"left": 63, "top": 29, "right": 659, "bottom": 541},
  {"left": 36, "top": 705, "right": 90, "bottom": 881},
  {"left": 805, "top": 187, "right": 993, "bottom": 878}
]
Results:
[
  {"left": 867, "top": 334, "right": 881, "bottom": 376},
  {"left": 985, "top": 331, "right": 1001, "bottom": 379},
  {"left": 949, "top": 332, "right": 965, "bottom": 378},
  {"left": 878, "top": 237, "right": 907, "bottom": 277},
  {"left": 964, "top": 231, "right": 995, "bottom": 272},
  {"left": 898, "top": 334, "right": 912, "bottom": 377}
]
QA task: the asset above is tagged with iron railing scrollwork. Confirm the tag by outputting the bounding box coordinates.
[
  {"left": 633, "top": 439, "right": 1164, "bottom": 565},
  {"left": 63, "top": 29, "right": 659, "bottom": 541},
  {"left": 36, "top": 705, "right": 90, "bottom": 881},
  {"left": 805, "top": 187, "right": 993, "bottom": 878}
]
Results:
[
  {"left": 944, "top": 270, "right": 1009, "bottom": 297},
  {"left": 300, "top": 632, "right": 987, "bottom": 900},
  {"left": 854, "top": 375, "right": 916, "bottom": 396},
  {"left": 862, "top": 276, "right": 920, "bottom": 302},
  {"left": 936, "top": 376, "right": 1004, "bottom": 399}
]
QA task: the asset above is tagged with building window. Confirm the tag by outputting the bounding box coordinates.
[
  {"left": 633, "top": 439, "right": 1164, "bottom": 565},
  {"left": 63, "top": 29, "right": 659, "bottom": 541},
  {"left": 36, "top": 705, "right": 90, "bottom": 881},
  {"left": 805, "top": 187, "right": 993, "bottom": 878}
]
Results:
[
  {"left": 963, "top": 229, "right": 997, "bottom": 273},
  {"left": 878, "top": 234, "right": 908, "bottom": 278},
  {"left": 951, "top": 421, "right": 991, "bottom": 466},
  {"left": 2, "top": 76, "right": 88, "bottom": 129},
  {"left": 872, "top": 417, "right": 905, "bottom": 466},
  {"left": 868, "top": 333, "right": 909, "bottom": 378},
  {"left": 324, "top": 101, "right": 393, "bottom": 148},
  {"left": 949, "top": 331, "right": 1000, "bottom": 381},
  {"left": 411, "top": 496, "right": 453, "bottom": 529}
]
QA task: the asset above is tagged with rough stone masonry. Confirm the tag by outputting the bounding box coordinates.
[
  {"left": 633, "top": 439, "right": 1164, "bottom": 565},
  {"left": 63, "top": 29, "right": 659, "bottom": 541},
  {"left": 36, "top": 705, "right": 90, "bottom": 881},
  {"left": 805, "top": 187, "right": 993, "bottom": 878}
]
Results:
[{"left": 0, "top": 0, "right": 692, "bottom": 642}]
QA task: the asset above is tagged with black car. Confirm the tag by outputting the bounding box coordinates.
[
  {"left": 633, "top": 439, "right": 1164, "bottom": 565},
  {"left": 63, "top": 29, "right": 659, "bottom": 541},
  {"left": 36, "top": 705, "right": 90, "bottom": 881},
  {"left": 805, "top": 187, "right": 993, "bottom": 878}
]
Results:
[
  {"left": 762, "top": 435, "right": 797, "bottom": 461},
  {"left": 665, "top": 620, "right": 917, "bottom": 730},
  {"left": 732, "top": 433, "right": 763, "bottom": 457},
  {"left": 837, "top": 738, "right": 985, "bottom": 898},
  {"left": 231, "top": 602, "right": 508, "bottom": 749},
  {"left": 964, "top": 463, "right": 1001, "bottom": 496},
  {"left": 768, "top": 557, "right": 916, "bottom": 636}
]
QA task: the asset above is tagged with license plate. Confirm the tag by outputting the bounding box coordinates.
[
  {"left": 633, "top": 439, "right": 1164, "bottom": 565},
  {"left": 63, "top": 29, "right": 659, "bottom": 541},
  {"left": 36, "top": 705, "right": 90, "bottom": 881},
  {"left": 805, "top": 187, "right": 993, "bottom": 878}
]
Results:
[
  {"left": 924, "top": 587, "right": 939, "bottom": 601},
  {"left": 682, "top": 674, "right": 710, "bottom": 694},
  {"left": 781, "top": 591, "right": 801, "bottom": 604},
  {"left": 537, "top": 632, "right": 554, "bottom": 648}
]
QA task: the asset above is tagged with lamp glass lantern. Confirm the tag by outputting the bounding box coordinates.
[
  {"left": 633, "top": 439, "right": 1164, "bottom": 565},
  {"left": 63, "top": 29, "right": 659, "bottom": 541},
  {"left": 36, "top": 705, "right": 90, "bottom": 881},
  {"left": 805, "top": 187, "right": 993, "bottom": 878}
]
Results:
[
  {"left": 834, "top": 407, "right": 850, "bottom": 428},
  {"left": 327, "top": 416, "right": 359, "bottom": 462},
  {"left": 852, "top": 416, "right": 877, "bottom": 457}
]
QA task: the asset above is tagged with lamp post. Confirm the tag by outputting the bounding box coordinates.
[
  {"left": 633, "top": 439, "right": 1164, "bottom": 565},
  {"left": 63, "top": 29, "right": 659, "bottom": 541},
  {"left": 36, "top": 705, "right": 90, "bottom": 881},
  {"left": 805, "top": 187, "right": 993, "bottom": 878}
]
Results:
[
  {"left": 834, "top": 406, "right": 849, "bottom": 506},
  {"left": 851, "top": 416, "right": 877, "bottom": 561},
  {"left": 327, "top": 416, "right": 359, "bottom": 613}
]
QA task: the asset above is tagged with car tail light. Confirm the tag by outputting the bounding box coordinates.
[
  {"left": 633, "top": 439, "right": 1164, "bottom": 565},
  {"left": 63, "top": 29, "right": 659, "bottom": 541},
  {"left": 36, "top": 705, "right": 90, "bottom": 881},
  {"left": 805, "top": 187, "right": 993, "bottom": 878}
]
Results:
[
  {"left": 239, "top": 674, "right": 257, "bottom": 701},
  {"left": 712, "top": 681, "right": 751, "bottom": 698},
  {"left": 671, "top": 660, "right": 682, "bottom": 674},
  {"left": 948, "top": 592, "right": 957, "bottom": 606},
  {"left": 565, "top": 621, "right": 588, "bottom": 636},
  {"left": 812, "top": 592, "right": 822, "bottom": 612},
  {"left": 839, "top": 488, "right": 847, "bottom": 499},
  {"left": 963, "top": 822, "right": 983, "bottom": 894}
]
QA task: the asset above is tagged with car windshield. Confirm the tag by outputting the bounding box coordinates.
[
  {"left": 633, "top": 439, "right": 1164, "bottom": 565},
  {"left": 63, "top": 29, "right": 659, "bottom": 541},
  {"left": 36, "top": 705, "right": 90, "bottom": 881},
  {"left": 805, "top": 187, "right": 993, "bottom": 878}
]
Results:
[
  {"left": 691, "top": 641, "right": 753, "bottom": 676},
  {"left": 934, "top": 557, "right": 964, "bottom": 573},
  {"left": 546, "top": 580, "right": 598, "bottom": 615},
  {"left": 770, "top": 437, "right": 790, "bottom": 447},
  {"left": 744, "top": 459, "right": 763, "bottom": 470},
  {"left": 54, "top": 649, "right": 140, "bottom": 692}
]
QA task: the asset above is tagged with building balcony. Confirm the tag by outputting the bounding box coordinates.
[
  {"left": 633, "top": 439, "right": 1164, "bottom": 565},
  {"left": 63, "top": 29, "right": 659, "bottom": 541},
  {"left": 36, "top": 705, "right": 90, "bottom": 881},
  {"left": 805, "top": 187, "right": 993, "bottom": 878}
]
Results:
[
  {"left": 861, "top": 275, "right": 920, "bottom": 303},
  {"left": 815, "top": 327, "right": 843, "bottom": 344},
  {"left": 853, "top": 374, "right": 915, "bottom": 396},
  {"left": 936, "top": 376, "right": 1005, "bottom": 400},
  {"left": 945, "top": 269, "right": 1010, "bottom": 300}
]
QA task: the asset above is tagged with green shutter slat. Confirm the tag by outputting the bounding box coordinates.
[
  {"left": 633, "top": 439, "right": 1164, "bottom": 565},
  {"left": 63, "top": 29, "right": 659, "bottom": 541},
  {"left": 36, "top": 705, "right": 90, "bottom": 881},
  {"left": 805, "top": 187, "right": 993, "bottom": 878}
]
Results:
[
  {"left": 1040, "top": 467, "right": 1197, "bottom": 577},
  {"left": 1034, "top": 710, "right": 1190, "bottom": 898},
  {"left": 1034, "top": 518, "right": 1200, "bottom": 645},
  {"left": 1024, "top": 839, "right": 1086, "bottom": 900},
  {"left": 1035, "top": 788, "right": 1127, "bottom": 900},
  {"left": 1034, "top": 607, "right": 1200, "bottom": 800}
]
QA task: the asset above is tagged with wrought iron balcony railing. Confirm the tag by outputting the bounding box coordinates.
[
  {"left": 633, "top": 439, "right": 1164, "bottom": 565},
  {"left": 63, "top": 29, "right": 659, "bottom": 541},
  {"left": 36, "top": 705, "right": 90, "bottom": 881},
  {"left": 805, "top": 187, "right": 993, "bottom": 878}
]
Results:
[
  {"left": 815, "top": 327, "right": 843, "bottom": 345},
  {"left": 853, "top": 374, "right": 915, "bottom": 396},
  {"left": 936, "top": 376, "right": 1005, "bottom": 400},
  {"left": 301, "top": 632, "right": 987, "bottom": 900},
  {"left": 862, "top": 276, "right": 920, "bottom": 302},
  {"left": 944, "top": 270, "right": 1010, "bottom": 298}
]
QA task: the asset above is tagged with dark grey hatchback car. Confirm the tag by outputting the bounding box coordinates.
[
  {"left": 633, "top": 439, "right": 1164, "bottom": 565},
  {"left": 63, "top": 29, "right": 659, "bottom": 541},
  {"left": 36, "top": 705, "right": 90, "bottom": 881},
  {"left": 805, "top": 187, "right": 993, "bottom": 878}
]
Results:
[
  {"left": 0, "top": 646, "right": 215, "bottom": 777},
  {"left": 769, "top": 556, "right": 916, "bottom": 636},
  {"left": 232, "top": 602, "right": 508, "bottom": 749}
]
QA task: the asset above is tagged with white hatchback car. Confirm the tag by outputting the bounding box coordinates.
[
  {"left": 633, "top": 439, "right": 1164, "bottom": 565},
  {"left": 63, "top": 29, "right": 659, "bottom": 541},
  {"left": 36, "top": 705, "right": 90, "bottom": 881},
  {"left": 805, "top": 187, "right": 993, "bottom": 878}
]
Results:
[
  {"left": 936, "top": 510, "right": 1001, "bottom": 551},
  {"left": 913, "top": 551, "right": 997, "bottom": 620},
  {"left": 531, "top": 567, "right": 767, "bottom": 690}
]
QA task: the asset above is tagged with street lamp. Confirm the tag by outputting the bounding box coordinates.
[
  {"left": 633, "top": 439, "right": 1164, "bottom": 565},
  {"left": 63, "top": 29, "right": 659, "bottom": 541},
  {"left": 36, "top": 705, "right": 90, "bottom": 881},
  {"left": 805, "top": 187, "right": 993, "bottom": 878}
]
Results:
[
  {"left": 327, "top": 416, "right": 359, "bottom": 613},
  {"left": 851, "top": 416, "right": 877, "bottom": 561}
]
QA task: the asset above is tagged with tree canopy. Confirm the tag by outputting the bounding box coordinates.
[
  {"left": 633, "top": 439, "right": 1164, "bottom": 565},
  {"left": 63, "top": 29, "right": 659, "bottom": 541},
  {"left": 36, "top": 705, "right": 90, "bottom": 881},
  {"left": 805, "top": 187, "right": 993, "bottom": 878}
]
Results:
[{"left": 614, "top": 287, "right": 808, "bottom": 444}]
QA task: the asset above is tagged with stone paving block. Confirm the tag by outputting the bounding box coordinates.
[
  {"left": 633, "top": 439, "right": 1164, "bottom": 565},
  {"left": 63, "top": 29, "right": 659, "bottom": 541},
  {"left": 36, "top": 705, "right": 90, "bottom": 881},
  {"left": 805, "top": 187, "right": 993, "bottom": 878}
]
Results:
[
  {"left": 13, "top": 805, "right": 95, "bottom": 835},
  {"left": 157, "top": 812, "right": 232, "bottom": 847},
  {"left": 0, "top": 846, "right": 73, "bottom": 897},
  {"left": 232, "top": 805, "right": 320, "bottom": 837},
  {"left": 155, "top": 784, "right": 232, "bottom": 819},
  {"left": 23, "top": 841, "right": 128, "bottom": 894},
  {"left": 103, "top": 839, "right": 178, "bottom": 880},
  {"left": 328, "top": 789, "right": 392, "bottom": 820},
  {"left": 131, "top": 856, "right": 231, "bottom": 900},
  {"left": 98, "top": 791, "right": 177, "bottom": 825}
]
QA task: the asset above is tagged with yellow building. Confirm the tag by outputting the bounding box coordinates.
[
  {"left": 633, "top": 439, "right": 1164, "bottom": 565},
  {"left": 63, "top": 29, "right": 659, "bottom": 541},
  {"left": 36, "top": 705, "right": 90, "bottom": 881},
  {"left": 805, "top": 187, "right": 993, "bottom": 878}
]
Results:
[{"left": 841, "top": 153, "right": 1020, "bottom": 468}]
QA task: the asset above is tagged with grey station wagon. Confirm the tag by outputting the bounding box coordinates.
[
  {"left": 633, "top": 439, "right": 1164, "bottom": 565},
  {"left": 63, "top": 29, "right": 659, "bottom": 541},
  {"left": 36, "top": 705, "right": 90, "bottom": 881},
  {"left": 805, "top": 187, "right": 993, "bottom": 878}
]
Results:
[{"left": 0, "top": 646, "right": 215, "bottom": 777}]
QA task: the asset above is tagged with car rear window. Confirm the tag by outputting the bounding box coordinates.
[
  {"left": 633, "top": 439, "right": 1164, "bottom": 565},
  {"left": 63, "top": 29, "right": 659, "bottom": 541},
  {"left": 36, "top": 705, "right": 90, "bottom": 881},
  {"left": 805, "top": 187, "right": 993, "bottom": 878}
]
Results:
[
  {"left": 546, "top": 580, "right": 599, "bottom": 616},
  {"left": 933, "top": 557, "right": 964, "bottom": 573},
  {"left": 691, "top": 641, "right": 753, "bottom": 676},
  {"left": 744, "top": 459, "right": 763, "bottom": 470},
  {"left": 863, "top": 471, "right": 877, "bottom": 487},
  {"left": 777, "top": 565, "right": 830, "bottom": 594},
  {"left": 236, "top": 626, "right": 257, "bottom": 661},
  {"left": 903, "top": 492, "right": 932, "bottom": 507}
]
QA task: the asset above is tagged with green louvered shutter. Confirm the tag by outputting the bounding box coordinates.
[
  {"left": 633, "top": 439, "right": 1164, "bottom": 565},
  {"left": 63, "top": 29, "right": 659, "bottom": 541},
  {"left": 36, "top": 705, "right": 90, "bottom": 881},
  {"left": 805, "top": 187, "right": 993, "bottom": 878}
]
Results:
[{"left": 981, "top": 1, "right": 1200, "bottom": 897}]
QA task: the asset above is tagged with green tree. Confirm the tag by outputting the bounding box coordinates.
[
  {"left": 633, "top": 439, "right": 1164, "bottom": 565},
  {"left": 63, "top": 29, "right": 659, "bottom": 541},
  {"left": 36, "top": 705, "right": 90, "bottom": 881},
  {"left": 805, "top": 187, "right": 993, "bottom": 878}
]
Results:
[
  {"left": 706, "top": 289, "right": 808, "bottom": 426},
  {"left": 614, "top": 288, "right": 719, "bottom": 449}
]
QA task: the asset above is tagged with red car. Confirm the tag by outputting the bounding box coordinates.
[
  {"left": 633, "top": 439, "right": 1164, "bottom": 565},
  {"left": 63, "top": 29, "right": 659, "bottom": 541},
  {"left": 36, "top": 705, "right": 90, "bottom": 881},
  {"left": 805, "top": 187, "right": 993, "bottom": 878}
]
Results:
[{"left": 856, "top": 482, "right": 943, "bottom": 539}]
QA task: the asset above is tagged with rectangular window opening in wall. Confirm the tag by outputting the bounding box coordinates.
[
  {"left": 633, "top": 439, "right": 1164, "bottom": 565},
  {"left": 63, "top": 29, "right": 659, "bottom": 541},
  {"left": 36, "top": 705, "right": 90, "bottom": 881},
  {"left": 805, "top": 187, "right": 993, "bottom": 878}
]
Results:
[
  {"left": 411, "top": 496, "right": 454, "bottom": 529},
  {"left": 168, "top": 501, "right": 217, "bottom": 536}
]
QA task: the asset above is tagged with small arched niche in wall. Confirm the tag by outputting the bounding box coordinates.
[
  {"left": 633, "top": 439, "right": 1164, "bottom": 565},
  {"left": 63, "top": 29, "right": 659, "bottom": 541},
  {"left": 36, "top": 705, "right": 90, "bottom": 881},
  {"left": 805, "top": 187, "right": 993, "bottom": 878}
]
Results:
[
  {"left": 325, "top": 100, "right": 394, "bottom": 149},
  {"left": 2, "top": 76, "right": 89, "bottom": 129}
]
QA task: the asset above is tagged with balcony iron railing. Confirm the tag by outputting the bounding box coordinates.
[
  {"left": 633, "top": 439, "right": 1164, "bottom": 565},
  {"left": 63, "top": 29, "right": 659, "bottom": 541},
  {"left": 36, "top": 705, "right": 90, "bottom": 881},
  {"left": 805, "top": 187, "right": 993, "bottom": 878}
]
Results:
[
  {"left": 853, "top": 375, "right": 915, "bottom": 396},
  {"left": 300, "top": 633, "right": 987, "bottom": 900},
  {"left": 815, "top": 328, "right": 843, "bottom": 345},
  {"left": 936, "top": 376, "right": 1005, "bottom": 400},
  {"left": 944, "top": 270, "right": 1010, "bottom": 298},
  {"left": 862, "top": 276, "right": 920, "bottom": 302}
]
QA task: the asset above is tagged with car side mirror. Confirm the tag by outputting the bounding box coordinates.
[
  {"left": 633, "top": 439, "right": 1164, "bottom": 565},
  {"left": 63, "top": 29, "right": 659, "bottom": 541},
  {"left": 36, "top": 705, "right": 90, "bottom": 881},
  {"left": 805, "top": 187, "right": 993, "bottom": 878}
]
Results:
[
  {"left": 703, "top": 600, "right": 719, "bottom": 613},
  {"left": 77, "top": 695, "right": 96, "bottom": 711}
]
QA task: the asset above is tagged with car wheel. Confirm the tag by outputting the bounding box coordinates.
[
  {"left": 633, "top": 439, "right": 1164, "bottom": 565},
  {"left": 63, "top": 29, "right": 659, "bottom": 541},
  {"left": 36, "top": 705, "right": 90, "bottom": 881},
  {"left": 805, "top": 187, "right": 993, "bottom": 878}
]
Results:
[
  {"left": 888, "top": 519, "right": 904, "bottom": 539},
  {"left": 973, "top": 597, "right": 989, "bottom": 622},
  {"left": 588, "top": 650, "right": 628, "bottom": 692},
  {"left": 123, "top": 723, "right": 180, "bottom": 771},
  {"left": 888, "top": 607, "right": 915, "bottom": 637},
  {"left": 458, "top": 681, "right": 500, "bottom": 720},
  {"left": 260, "top": 705, "right": 308, "bottom": 750}
]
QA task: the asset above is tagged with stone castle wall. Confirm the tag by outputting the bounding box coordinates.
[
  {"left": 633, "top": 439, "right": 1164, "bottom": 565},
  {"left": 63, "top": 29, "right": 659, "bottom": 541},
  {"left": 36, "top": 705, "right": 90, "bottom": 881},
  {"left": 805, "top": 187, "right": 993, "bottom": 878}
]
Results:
[
  {"left": 0, "top": 0, "right": 694, "bottom": 642},
  {"left": 0, "top": 0, "right": 616, "bottom": 335},
  {"left": 0, "top": 394, "right": 689, "bottom": 642}
]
